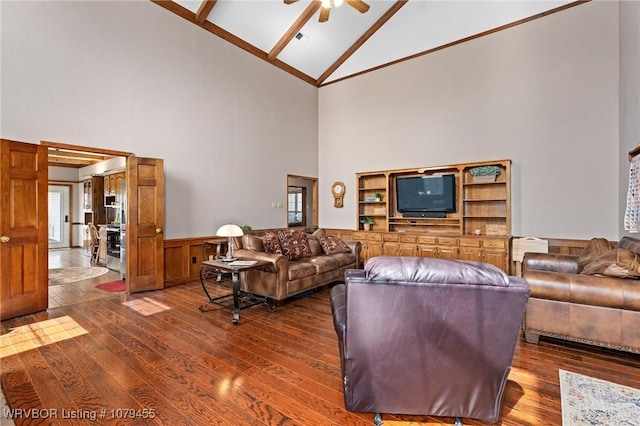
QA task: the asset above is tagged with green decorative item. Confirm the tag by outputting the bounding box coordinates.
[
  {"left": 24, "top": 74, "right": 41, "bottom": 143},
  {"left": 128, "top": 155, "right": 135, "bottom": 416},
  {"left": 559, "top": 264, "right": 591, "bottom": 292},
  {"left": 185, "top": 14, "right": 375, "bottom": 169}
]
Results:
[
  {"left": 470, "top": 166, "right": 501, "bottom": 183},
  {"left": 241, "top": 225, "right": 252, "bottom": 232},
  {"left": 470, "top": 166, "right": 501, "bottom": 176},
  {"left": 359, "top": 216, "right": 374, "bottom": 230}
]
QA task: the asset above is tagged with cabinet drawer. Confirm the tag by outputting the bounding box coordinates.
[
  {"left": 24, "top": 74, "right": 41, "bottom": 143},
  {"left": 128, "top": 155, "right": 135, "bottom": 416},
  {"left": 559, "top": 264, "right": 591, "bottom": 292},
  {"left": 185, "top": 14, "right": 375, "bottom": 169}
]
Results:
[
  {"left": 383, "top": 234, "right": 400, "bottom": 242},
  {"left": 483, "top": 239, "right": 506, "bottom": 249},
  {"left": 367, "top": 233, "right": 383, "bottom": 242},
  {"left": 459, "top": 238, "right": 481, "bottom": 248},
  {"left": 352, "top": 232, "right": 367, "bottom": 241},
  {"left": 437, "top": 237, "right": 458, "bottom": 246},
  {"left": 418, "top": 236, "right": 437, "bottom": 245},
  {"left": 399, "top": 234, "right": 417, "bottom": 243}
]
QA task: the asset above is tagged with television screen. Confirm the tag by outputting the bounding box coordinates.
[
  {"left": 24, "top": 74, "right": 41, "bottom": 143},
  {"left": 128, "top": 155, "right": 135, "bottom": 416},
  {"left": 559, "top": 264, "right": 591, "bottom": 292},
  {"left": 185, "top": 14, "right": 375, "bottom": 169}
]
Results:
[{"left": 396, "top": 174, "right": 456, "bottom": 215}]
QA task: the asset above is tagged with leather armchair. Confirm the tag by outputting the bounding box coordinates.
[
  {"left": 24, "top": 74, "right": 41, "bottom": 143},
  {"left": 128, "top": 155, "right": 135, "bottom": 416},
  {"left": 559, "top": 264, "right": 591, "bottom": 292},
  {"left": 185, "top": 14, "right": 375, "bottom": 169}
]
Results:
[{"left": 330, "top": 256, "right": 529, "bottom": 425}]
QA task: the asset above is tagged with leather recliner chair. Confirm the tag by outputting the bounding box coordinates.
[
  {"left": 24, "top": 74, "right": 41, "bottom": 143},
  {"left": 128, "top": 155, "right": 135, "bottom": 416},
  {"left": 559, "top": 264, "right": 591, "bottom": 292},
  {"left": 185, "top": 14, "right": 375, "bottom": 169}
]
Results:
[{"left": 330, "top": 256, "right": 530, "bottom": 425}]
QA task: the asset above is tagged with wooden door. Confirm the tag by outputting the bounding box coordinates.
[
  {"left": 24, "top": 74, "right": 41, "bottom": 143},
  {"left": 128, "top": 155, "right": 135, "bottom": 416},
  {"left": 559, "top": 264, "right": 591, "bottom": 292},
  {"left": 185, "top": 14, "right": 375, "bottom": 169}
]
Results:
[
  {"left": 127, "top": 157, "right": 164, "bottom": 293},
  {"left": 0, "top": 140, "right": 48, "bottom": 320}
]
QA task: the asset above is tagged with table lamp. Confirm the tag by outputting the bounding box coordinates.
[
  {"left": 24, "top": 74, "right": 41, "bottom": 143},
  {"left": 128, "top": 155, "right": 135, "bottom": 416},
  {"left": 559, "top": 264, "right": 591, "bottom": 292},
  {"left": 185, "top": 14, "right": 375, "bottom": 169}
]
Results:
[{"left": 216, "top": 224, "right": 244, "bottom": 261}]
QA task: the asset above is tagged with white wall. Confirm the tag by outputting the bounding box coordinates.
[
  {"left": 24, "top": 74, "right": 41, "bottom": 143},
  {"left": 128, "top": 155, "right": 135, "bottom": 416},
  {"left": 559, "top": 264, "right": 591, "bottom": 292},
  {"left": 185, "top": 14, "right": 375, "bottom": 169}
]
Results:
[
  {"left": 619, "top": 0, "right": 640, "bottom": 237},
  {"left": 1, "top": 1, "right": 318, "bottom": 239},
  {"left": 319, "top": 1, "right": 620, "bottom": 240}
]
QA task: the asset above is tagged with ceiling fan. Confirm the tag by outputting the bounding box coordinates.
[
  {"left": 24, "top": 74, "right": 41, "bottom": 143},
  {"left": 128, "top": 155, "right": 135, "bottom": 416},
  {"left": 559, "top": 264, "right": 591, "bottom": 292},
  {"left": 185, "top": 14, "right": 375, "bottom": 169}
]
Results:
[{"left": 284, "top": 0, "right": 370, "bottom": 23}]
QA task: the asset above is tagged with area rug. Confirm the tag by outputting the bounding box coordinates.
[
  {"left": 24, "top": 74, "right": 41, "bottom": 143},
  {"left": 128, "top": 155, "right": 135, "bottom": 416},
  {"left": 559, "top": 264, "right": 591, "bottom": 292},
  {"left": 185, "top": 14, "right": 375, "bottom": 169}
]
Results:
[
  {"left": 48, "top": 267, "right": 109, "bottom": 285},
  {"left": 96, "top": 280, "right": 126, "bottom": 292},
  {"left": 560, "top": 369, "right": 640, "bottom": 425}
]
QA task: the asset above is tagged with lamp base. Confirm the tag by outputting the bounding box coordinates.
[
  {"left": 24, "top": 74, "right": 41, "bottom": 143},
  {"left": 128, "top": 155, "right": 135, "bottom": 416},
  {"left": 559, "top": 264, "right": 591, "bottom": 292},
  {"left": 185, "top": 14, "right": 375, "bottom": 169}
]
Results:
[{"left": 221, "top": 257, "right": 237, "bottom": 262}]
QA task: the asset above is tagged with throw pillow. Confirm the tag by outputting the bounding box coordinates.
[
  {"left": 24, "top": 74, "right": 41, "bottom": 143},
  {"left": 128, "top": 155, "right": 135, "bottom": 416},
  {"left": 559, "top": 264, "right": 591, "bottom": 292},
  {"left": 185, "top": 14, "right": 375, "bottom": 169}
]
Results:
[
  {"left": 277, "top": 229, "right": 312, "bottom": 260},
  {"left": 578, "top": 238, "right": 615, "bottom": 272},
  {"left": 263, "top": 231, "right": 282, "bottom": 255},
  {"left": 581, "top": 248, "right": 640, "bottom": 279},
  {"left": 314, "top": 229, "right": 351, "bottom": 255}
]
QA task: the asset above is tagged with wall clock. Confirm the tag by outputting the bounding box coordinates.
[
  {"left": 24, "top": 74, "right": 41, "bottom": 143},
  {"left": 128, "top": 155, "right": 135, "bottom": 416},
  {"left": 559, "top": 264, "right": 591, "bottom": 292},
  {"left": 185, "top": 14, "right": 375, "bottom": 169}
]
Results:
[{"left": 331, "top": 181, "right": 345, "bottom": 208}]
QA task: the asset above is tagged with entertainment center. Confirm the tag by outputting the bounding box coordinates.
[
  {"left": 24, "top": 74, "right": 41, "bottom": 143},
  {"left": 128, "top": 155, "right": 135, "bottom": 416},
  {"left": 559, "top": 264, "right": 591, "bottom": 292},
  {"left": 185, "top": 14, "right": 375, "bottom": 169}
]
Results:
[{"left": 351, "top": 159, "right": 512, "bottom": 272}]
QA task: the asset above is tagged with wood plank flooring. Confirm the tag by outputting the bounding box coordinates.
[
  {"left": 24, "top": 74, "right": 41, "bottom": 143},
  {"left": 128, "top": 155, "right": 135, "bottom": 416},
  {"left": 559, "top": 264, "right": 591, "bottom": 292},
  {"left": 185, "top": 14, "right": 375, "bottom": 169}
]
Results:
[
  {"left": 48, "top": 249, "right": 123, "bottom": 309},
  {"left": 2, "top": 263, "right": 640, "bottom": 425}
]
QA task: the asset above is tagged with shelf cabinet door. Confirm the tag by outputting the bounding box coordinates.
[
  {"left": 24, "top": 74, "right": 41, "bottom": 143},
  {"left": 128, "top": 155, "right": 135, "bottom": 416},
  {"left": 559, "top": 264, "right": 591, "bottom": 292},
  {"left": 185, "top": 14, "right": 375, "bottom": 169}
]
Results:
[
  {"left": 458, "top": 246, "right": 481, "bottom": 263},
  {"left": 417, "top": 244, "right": 438, "bottom": 259},
  {"left": 383, "top": 242, "right": 399, "bottom": 256},
  {"left": 398, "top": 243, "right": 417, "bottom": 257},
  {"left": 483, "top": 249, "right": 507, "bottom": 271}
]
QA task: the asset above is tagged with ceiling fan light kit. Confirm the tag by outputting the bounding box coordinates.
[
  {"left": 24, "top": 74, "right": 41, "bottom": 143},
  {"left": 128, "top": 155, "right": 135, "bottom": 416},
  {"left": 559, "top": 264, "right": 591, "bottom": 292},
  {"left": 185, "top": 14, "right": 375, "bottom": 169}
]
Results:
[
  {"left": 285, "top": 0, "right": 369, "bottom": 23},
  {"left": 321, "top": 0, "right": 344, "bottom": 8}
]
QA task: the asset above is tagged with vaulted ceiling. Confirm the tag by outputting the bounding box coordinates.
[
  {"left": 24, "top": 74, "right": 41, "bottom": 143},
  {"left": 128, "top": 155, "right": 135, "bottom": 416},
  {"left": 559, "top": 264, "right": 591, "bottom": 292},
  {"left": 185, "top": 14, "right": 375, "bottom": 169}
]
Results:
[{"left": 152, "top": 0, "right": 583, "bottom": 86}]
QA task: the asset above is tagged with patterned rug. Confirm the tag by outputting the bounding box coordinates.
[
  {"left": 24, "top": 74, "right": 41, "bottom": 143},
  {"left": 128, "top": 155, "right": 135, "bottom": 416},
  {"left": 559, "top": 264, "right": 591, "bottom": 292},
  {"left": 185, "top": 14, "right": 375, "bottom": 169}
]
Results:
[
  {"left": 48, "top": 267, "right": 109, "bottom": 285},
  {"left": 560, "top": 369, "right": 640, "bottom": 425}
]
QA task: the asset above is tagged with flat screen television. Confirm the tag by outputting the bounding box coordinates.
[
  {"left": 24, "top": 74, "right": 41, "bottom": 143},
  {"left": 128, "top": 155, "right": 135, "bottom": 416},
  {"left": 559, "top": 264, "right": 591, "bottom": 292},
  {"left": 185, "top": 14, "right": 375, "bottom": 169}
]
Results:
[{"left": 396, "top": 174, "right": 456, "bottom": 218}]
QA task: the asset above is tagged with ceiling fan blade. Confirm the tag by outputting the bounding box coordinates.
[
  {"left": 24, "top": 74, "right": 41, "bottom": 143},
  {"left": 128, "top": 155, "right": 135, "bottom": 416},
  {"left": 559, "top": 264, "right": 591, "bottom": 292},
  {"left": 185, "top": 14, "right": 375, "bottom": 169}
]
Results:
[
  {"left": 319, "top": 6, "right": 330, "bottom": 22},
  {"left": 345, "top": 0, "right": 370, "bottom": 13},
  {"left": 284, "top": 0, "right": 299, "bottom": 4}
]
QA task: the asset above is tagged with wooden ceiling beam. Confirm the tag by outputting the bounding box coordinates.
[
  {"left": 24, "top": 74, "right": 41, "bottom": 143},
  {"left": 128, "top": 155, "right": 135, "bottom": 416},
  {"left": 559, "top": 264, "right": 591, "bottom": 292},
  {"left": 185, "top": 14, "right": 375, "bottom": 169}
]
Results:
[
  {"left": 195, "top": 0, "right": 217, "bottom": 26},
  {"left": 316, "top": 0, "right": 407, "bottom": 86},
  {"left": 152, "top": 0, "right": 317, "bottom": 86},
  {"left": 268, "top": 0, "right": 322, "bottom": 61}
]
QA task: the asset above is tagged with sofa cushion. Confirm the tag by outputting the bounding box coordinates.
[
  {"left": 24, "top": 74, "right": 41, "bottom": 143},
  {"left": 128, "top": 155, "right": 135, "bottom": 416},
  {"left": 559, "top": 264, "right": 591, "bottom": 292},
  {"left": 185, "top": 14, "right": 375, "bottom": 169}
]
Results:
[
  {"left": 578, "top": 238, "right": 615, "bottom": 272},
  {"left": 307, "top": 236, "right": 324, "bottom": 256},
  {"left": 365, "top": 256, "right": 510, "bottom": 287},
  {"left": 288, "top": 261, "right": 317, "bottom": 281},
  {"left": 580, "top": 248, "right": 640, "bottom": 279},
  {"left": 263, "top": 231, "right": 282, "bottom": 254},
  {"left": 314, "top": 230, "right": 351, "bottom": 255},
  {"left": 278, "top": 229, "right": 312, "bottom": 260},
  {"left": 242, "top": 234, "right": 265, "bottom": 252}
]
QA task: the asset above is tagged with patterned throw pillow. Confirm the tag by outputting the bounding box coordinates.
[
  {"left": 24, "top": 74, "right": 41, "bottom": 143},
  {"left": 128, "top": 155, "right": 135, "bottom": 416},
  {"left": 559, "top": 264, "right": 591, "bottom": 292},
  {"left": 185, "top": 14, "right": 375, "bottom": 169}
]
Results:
[
  {"left": 314, "top": 229, "right": 351, "bottom": 255},
  {"left": 277, "top": 229, "right": 312, "bottom": 260},
  {"left": 263, "top": 231, "right": 282, "bottom": 254}
]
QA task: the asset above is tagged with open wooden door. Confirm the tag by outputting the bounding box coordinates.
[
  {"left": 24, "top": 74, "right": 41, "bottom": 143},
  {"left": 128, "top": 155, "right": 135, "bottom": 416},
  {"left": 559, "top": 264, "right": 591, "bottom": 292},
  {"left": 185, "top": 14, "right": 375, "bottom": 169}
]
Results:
[
  {"left": 0, "top": 140, "right": 48, "bottom": 320},
  {"left": 126, "top": 156, "right": 164, "bottom": 293}
]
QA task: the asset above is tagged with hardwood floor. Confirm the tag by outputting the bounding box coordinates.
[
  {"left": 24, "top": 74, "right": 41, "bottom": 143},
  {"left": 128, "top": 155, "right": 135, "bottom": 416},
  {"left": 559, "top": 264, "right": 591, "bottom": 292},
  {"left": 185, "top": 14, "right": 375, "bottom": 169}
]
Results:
[
  {"left": 2, "top": 278, "right": 640, "bottom": 425},
  {"left": 48, "top": 248, "right": 123, "bottom": 309}
]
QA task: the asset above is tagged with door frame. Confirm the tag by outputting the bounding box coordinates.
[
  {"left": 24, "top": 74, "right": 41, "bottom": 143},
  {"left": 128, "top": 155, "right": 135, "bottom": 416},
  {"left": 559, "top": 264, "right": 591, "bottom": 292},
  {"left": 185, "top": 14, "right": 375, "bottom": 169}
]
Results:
[{"left": 286, "top": 174, "right": 318, "bottom": 227}]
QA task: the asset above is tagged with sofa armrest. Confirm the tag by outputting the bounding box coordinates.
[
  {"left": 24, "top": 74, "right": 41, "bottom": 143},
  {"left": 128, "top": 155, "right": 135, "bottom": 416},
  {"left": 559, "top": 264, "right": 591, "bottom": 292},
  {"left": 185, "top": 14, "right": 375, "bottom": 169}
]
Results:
[
  {"left": 234, "top": 248, "right": 288, "bottom": 274},
  {"left": 343, "top": 240, "right": 362, "bottom": 268},
  {"left": 523, "top": 252, "right": 580, "bottom": 274}
]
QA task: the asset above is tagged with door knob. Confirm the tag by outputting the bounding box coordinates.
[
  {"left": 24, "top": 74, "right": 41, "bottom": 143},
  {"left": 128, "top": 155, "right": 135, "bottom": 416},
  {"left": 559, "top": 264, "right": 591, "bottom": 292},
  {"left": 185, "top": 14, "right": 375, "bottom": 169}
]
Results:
[
  {"left": 1, "top": 236, "right": 9, "bottom": 243},
  {"left": 156, "top": 228, "right": 162, "bottom": 234}
]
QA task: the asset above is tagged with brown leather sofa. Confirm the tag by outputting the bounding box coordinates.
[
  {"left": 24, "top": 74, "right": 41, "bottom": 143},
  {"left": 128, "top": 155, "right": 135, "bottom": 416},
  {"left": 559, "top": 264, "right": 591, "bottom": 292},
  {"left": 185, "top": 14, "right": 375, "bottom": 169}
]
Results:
[
  {"left": 233, "top": 228, "right": 361, "bottom": 303},
  {"left": 330, "top": 256, "right": 529, "bottom": 425},
  {"left": 522, "top": 236, "right": 640, "bottom": 353}
]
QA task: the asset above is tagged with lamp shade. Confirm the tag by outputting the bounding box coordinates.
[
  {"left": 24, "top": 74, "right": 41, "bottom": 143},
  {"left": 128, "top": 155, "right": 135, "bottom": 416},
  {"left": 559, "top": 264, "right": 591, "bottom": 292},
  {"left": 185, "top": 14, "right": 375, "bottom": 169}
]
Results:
[{"left": 216, "top": 224, "right": 244, "bottom": 238}]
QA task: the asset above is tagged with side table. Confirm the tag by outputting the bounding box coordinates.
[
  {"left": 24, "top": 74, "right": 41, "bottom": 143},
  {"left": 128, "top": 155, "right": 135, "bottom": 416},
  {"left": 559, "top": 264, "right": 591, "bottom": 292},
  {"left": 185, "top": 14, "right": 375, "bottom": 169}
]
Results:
[{"left": 199, "top": 258, "right": 274, "bottom": 324}]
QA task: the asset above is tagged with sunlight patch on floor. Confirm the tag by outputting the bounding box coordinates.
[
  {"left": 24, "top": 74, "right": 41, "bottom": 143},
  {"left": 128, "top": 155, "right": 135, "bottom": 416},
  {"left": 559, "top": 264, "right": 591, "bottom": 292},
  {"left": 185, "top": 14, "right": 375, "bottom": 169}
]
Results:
[
  {"left": 0, "top": 316, "right": 87, "bottom": 358},
  {"left": 122, "top": 297, "right": 171, "bottom": 316}
]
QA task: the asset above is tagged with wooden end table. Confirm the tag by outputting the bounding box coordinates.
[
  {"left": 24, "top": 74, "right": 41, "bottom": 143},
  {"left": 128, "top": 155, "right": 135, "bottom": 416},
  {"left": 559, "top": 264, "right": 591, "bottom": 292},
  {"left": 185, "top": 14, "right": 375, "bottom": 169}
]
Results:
[{"left": 199, "top": 258, "right": 274, "bottom": 324}]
